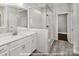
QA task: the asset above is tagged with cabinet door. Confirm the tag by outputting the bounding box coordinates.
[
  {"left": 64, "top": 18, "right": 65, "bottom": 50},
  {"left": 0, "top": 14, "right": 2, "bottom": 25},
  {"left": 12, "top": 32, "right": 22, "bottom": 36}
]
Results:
[
  {"left": 9, "top": 44, "right": 26, "bottom": 56},
  {"left": 0, "top": 51, "right": 9, "bottom": 56},
  {"left": 0, "top": 44, "right": 9, "bottom": 56},
  {"left": 25, "top": 38, "right": 32, "bottom": 55},
  {"left": 31, "top": 35, "right": 36, "bottom": 52},
  {"left": 37, "top": 29, "right": 49, "bottom": 53}
]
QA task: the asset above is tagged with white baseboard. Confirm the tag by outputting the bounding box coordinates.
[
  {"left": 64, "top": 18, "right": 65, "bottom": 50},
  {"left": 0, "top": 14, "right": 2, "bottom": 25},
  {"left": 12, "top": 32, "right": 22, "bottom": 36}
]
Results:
[
  {"left": 58, "top": 32, "right": 67, "bottom": 34},
  {"left": 73, "top": 48, "right": 79, "bottom": 54}
]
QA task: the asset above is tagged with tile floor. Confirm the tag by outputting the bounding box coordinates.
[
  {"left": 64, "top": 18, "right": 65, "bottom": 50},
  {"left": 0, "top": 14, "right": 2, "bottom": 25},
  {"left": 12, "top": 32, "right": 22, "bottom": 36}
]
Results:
[
  {"left": 49, "top": 40, "right": 73, "bottom": 56},
  {"left": 31, "top": 40, "right": 74, "bottom": 56}
]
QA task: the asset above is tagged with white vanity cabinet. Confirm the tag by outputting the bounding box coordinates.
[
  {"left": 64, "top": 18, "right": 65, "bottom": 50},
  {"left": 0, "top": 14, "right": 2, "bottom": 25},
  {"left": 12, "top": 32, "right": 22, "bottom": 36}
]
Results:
[
  {"left": 31, "top": 34, "right": 37, "bottom": 52},
  {"left": 29, "top": 29, "right": 50, "bottom": 53},
  {"left": 24, "top": 33, "right": 37, "bottom": 56},
  {"left": 9, "top": 33, "right": 37, "bottom": 56},
  {"left": 36, "top": 29, "right": 51, "bottom": 53},
  {"left": 9, "top": 39, "right": 26, "bottom": 56},
  {"left": 9, "top": 43, "right": 26, "bottom": 56},
  {"left": 0, "top": 45, "right": 9, "bottom": 56},
  {"left": 24, "top": 37, "right": 32, "bottom": 55},
  {"left": 0, "top": 51, "right": 9, "bottom": 56},
  {"left": 0, "top": 32, "right": 37, "bottom": 56}
]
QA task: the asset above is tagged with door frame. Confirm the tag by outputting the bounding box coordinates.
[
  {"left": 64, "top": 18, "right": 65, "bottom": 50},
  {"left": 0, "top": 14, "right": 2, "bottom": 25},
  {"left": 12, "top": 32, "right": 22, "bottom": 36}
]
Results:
[{"left": 55, "top": 12, "right": 73, "bottom": 44}]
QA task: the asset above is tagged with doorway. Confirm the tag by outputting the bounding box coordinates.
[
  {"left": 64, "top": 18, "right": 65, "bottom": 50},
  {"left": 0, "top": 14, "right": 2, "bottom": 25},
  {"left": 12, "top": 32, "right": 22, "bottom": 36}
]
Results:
[{"left": 58, "top": 13, "right": 68, "bottom": 41}]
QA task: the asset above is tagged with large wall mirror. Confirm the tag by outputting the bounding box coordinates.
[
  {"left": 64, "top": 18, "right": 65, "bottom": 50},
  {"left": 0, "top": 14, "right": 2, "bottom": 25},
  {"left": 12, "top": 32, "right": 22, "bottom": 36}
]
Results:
[
  {"left": 0, "top": 6, "right": 8, "bottom": 34},
  {"left": 17, "top": 9, "right": 28, "bottom": 28},
  {"left": 0, "top": 4, "right": 28, "bottom": 35}
]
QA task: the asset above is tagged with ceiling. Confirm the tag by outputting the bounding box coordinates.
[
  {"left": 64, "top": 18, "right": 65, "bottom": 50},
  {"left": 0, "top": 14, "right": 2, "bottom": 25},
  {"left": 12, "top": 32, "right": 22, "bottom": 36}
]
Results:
[
  {"left": 23, "top": 3, "right": 54, "bottom": 11},
  {"left": 0, "top": 3, "right": 71, "bottom": 12},
  {"left": 23, "top": 3, "right": 71, "bottom": 8}
]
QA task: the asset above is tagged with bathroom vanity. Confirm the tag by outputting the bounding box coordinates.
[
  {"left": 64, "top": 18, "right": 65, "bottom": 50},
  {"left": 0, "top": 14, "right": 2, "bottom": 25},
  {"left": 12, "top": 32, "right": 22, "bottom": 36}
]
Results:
[
  {"left": 29, "top": 28, "right": 54, "bottom": 54},
  {"left": 0, "top": 31, "right": 37, "bottom": 56},
  {"left": 0, "top": 4, "right": 54, "bottom": 56}
]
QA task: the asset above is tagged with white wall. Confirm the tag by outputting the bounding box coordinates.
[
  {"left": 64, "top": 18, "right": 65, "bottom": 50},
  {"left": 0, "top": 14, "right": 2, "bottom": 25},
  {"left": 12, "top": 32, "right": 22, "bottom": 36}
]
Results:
[
  {"left": 51, "top": 3, "right": 73, "bottom": 43},
  {"left": 53, "top": 3, "right": 72, "bottom": 13},
  {"left": 29, "top": 8, "right": 43, "bottom": 29},
  {"left": 0, "top": 15, "right": 1, "bottom": 26},
  {"left": 72, "top": 4, "right": 79, "bottom": 54}
]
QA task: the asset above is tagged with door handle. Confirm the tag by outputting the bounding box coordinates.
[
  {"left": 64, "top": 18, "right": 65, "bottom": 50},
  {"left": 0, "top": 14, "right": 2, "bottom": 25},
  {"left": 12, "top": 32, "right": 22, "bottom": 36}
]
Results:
[
  {"left": 46, "top": 25, "right": 49, "bottom": 28},
  {"left": 72, "top": 28, "right": 74, "bottom": 31}
]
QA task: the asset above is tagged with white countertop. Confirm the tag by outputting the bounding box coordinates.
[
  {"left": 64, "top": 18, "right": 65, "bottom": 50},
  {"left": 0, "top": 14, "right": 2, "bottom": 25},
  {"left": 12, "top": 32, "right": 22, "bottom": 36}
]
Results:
[{"left": 0, "top": 30, "right": 36, "bottom": 46}]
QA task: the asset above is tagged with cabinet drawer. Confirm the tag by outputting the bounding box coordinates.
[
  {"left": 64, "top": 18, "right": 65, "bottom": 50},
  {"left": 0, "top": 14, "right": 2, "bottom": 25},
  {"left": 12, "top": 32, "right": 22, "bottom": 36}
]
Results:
[
  {"left": 9, "top": 43, "right": 25, "bottom": 56},
  {"left": 0, "top": 51, "right": 8, "bottom": 56},
  {"left": 26, "top": 34, "right": 37, "bottom": 40},
  {"left": 0, "top": 45, "right": 7, "bottom": 54},
  {"left": 9, "top": 39, "right": 25, "bottom": 49},
  {"left": 25, "top": 39, "right": 32, "bottom": 55}
]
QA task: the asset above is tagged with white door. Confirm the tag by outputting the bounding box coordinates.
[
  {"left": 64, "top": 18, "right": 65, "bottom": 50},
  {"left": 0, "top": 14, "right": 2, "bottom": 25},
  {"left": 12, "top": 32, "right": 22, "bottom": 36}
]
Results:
[
  {"left": 46, "top": 10, "right": 54, "bottom": 46},
  {"left": 56, "top": 12, "right": 73, "bottom": 44},
  {"left": 58, "top": 14, "right": 67, "bottom": 33}
]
